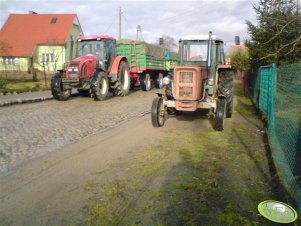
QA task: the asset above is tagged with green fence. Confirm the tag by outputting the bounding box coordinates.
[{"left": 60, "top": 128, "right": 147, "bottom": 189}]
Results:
[{"left": 247, "top": 63, "right": 301, "bottom": 212}]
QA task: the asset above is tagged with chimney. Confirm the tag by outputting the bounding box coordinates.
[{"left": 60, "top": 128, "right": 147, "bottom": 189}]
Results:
[
  {"left": 29, "top": 11, "right": 38, "bottom": 14},
  {"left": 234, "top": 36, "right": 240, "bottom": 45}
]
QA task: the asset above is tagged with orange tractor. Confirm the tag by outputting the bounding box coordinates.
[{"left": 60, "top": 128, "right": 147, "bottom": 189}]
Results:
[{"left": 151, "top": 32, "right": 234, "bottom": 131}]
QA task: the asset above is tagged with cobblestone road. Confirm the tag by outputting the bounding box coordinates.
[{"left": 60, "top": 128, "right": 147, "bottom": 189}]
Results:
[{"left": 0, "top": 89, "right": 158, "bottom": 175}]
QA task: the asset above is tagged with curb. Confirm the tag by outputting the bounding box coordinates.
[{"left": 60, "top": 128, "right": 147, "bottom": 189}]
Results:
[{"left": 0, "top": 96, "right": 54, "bottom": 107}]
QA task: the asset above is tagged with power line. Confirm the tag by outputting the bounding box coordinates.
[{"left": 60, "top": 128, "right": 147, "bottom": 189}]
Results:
[{"left": 103, "top": 18, "right": 116, "bottom": 34}]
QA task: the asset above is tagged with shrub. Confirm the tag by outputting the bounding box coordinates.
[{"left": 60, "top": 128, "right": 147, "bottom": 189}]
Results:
[{"left": 0, "top": 77, "right": 8, "bottom": 89}]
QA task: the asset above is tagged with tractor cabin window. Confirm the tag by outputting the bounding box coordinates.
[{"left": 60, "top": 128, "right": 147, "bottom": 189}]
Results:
[
  {"left": 182, "top": 41, "right": 208, "bottom": 62},
  {"left": 215, "top": 43, "right": 224, "bottom": 65},
  {"left": 76, "top": 41, "right": 105, "bottom": 60}
]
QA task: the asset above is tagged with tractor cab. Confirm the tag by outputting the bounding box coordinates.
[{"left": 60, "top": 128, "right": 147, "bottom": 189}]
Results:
[{"left": 75, "top": 35, "right": 116, "bottom": 72}]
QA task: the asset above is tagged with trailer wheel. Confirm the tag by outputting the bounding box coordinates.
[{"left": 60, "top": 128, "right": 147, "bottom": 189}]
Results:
[
  {"left": 151, "top": 97, "right": 165, "bottom": 127},
  {"left": 91, "top": 72, "right": 109, "bottom": 101},
  {"left": 155, "top": 73, "right": 163, "bottom": 89},
  {"left": 111, "top": 61, "right": 130, "bottom": 96},
  {"left": 215, "top": 98, "right": 226, "bottom": 131},
  {"left": 218, "top": 70, "right": 234, "bottom": 118},
  {"left": 51, "top": 72, "right": 71, "bottom": 101},
  {"left": 141, "top": 73, "right": 151, "bottom": 91}
]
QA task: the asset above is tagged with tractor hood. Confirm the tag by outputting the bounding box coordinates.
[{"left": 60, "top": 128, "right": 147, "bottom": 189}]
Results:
[
  {"left": 71, "top": 55, "right": 97, "bottom": 64},
  {"left": 65, "top": 55, "right": 97, "bottom": 79}
]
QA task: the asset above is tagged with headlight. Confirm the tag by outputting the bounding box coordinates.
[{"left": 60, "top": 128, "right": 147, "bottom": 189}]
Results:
[
  {"left": 163, "top": 77, "right": 170, "bottom": 85},
  {"left": 68, "top": 68, "right": 78, "bottom": 72}
]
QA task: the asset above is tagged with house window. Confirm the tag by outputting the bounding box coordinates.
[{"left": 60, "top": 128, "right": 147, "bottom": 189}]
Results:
[
  {"left": 2, "top": 57, "right": 15, "bottom": 65},
  {"left": 42, "top": 53, "right": 54, "bottom": 62}
]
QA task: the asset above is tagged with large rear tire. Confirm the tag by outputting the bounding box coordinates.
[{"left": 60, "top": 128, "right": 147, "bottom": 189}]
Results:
[
  {"left": 215, "top": 98, "right": 226, "bottom": 131},
  {"left": 91, "top": 72, "right": 109, "bottom": 101},
  {"left": 141, "top": 73, "right": 151, "bottom": 91},
  {"left": 151, "top": 97, "right": 165, "bottom": 127},
  {"left": 218, "top": 70, "right": 234, "bottom": 118},
  {"left": 51, "top": 72, "right": 71, "bottom": 101},
  {"left": 111, "top": 61, "right": 130, "bottom": 96}
]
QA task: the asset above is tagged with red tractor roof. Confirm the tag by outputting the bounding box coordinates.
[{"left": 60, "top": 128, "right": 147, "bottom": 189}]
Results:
[{"left": 77, "top": 35, "right": 114, "bottom": 41}]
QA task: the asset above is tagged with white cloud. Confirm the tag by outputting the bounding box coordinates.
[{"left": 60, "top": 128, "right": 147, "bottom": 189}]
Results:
[{"left": 0, "top": 0, "right": 256, "bottom": 45}]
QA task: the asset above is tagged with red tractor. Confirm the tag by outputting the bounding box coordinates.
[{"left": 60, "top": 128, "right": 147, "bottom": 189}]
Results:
[{"left": 51, "top": 35, "right": 130, "bottom": 101}]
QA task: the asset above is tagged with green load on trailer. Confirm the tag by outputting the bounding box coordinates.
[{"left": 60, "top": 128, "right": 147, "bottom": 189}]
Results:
[{"left": 117, "top": 40, "right": 166, "bottom": 70}]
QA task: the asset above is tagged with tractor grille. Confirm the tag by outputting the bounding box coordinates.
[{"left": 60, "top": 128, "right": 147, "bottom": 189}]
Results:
[
  {"left": 174, "top": 66, "right": 201, "bottom": 105},
  {"left": 178, "top": 71, "right": 194, "bottom": 98},
  {"left": 179, "top": 72, "right": 193, "bottom": 83},
  {"left": 179, "top": 87, "right": 193, "bottom": 97},
  {"left": 68, "top": 72, "right": 78, "bottom": 79}
]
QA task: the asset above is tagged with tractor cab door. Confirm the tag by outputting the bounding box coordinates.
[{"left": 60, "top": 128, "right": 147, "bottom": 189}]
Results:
[{"left": 103, "top": 39, "right": 117, "bottom": 70}]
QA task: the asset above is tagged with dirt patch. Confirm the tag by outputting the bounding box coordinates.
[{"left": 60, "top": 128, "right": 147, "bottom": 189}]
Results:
[
  {"left": 1, "top": 82, "right": 299, "bottom": 226},
  {"left": 71, "top": 83, "right": 299, "bottom": 225}
]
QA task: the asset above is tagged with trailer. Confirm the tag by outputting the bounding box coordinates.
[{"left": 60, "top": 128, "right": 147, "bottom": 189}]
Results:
[{"left": 117, "top": 40, "right": 170, "bottom": 91}]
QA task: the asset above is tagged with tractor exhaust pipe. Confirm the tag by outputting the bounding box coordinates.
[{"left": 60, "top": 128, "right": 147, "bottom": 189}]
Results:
[{"left": 207, "top": 31, "right": 213, "bottom": 79}]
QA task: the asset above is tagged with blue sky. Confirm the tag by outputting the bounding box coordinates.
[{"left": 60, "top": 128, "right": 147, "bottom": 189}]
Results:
[{"left": 0, "top": 0, "right": 257, "bottom": 50}]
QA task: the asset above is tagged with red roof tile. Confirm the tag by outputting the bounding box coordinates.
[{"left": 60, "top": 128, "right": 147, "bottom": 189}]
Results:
[{"left": 0, "top": 14, "right": 78, "bottom": 57}]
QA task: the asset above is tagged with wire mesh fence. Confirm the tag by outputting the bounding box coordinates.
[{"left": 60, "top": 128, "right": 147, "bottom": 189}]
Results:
[{"left": 247, "top": 63, "right": 301, "bottom": 212}]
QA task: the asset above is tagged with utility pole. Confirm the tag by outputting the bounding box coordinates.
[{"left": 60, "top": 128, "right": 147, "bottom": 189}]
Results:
[
  {"left": 118, "top": 7, "right": 123, "bottom": 40},
  {"left": 136, "top": 25, "right": 142, "bottom": 40}
]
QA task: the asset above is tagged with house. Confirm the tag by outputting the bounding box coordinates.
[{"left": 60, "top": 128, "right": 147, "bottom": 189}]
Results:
[{"left": 0, "top": 12, "right": 83, "bottom": 77}]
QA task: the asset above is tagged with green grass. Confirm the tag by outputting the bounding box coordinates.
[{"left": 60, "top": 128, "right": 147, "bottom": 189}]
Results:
[{"left": 0, "top": 80, "right": 50, "bottom": 94}]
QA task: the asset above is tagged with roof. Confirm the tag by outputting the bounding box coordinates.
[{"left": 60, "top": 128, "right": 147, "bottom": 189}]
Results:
[
  {"left": 180, "top": 34, "right": 223, "bottom": 42},
  {"left": 0, "top": 13, "right": 82, "bottom": 57},
  {"left": 77, "top": 35, "right": 114, "bottom": 41}
]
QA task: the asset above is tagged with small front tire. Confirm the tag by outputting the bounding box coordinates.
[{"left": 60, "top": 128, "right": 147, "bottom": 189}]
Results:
[
  {"left": 215, "top": 98, "right": 226, "bottom": 131},
  {"left": 51, "top": 72, "right": 71, "bottom": 101},
  {"left": 151, "top": 97, "right": 165, "bottom": 127}
]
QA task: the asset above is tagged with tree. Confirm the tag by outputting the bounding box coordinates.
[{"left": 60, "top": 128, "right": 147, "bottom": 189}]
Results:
[
  {"left": 229, "top": 49, "right": 250, "bottom": 72},
  {"left": 157, "top": 35, "right": 178, "bottom": 52},
  {"left": 246, "top": 0, "right": 301, "bottom": 67}
]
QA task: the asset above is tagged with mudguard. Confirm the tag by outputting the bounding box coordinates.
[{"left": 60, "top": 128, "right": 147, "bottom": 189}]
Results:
[{"left": 109, "top": 56, "right": 127, "bottom": 82}]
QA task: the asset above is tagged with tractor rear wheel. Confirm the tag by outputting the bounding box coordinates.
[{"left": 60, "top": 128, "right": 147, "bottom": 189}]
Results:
[
  {"left": 218, "top": 70, "right": 234, "bottom": 118},
  {"left": 155, "top": 73, "right": 163, "bottom": 89},
  {"left": 151, "top": 97, "right": 165, "bottom": 127},
  {"left": 91, "top": 72, "right": 109, "bottom": 101},
  {"left": 141, "top": 73, "right": 151, "bottom": 91},
  {"left": 51, "top": 72, "right": 71, "bottom": 101},
  {"left": 111, "top": 61, "right": 130, "bottom": 96},
  {"left": 215, "top": 98, "right": 226, "bottom": 131}
]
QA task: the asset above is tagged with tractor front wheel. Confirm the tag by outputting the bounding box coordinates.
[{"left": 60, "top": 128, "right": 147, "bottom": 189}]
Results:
[
  {"left": 151, "top": 97, "right": 165, "bottom": 127},
  {"left": 51, "top": 72, "right": 71, "bottom": 101},
  {"left": 215, "top": 98, "right": 226, "bottom": 131},
  {"left": 91, "top": 72, "right": 109, "bottom": 101}
]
